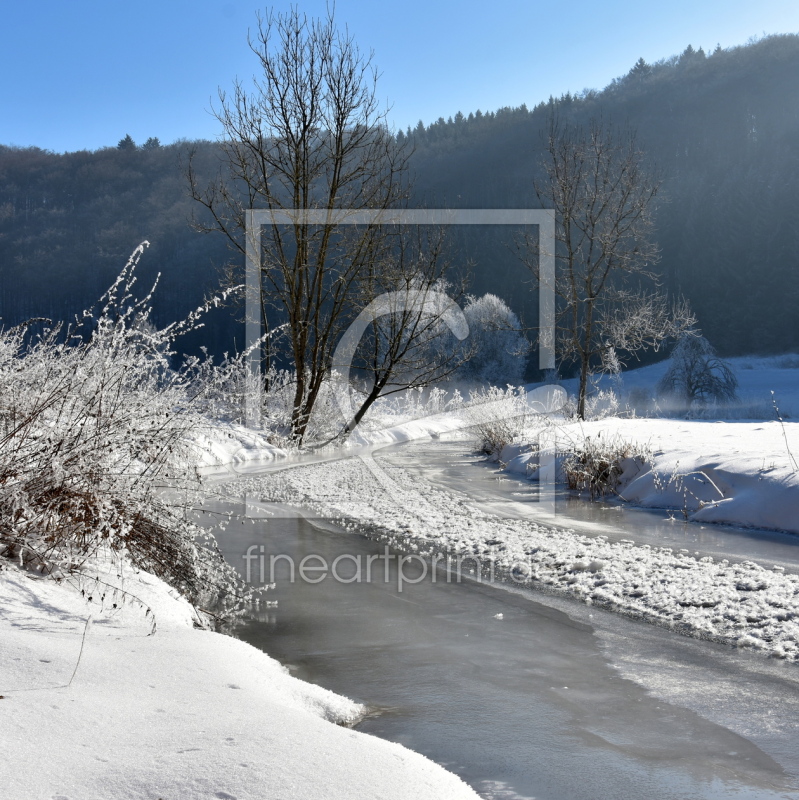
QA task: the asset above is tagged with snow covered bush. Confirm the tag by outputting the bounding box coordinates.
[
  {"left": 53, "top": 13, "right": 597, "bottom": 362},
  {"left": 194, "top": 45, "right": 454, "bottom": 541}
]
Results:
[
  {"left": 455, "top": 294, "right": 531, "bottom": 386},
  {"left": 0, "top": 244, "right": 257, "bottom": 624},
  {"left": 366, "top": 385, "right": 464, "bottom": 425},
  {"left": 584, "top": 388, "right": 621, "bottom": 419},
  {"left": 466, "top": 385, "right": 539, "bottom": 455},
  {"left": 561, "top": 388, "right": 621, "bottom": 421},
  {"left": 561, "top": 433, "right": 650, "bottom": 499},
  {"left": 657, "top": 333, "right": 738, "bottom": 412}
]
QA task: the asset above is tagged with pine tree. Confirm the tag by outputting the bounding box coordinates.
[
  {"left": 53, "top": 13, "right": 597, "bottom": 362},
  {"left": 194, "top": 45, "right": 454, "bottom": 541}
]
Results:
[{"left": 629, "top": 57, "right": 651, "bottom": 80}]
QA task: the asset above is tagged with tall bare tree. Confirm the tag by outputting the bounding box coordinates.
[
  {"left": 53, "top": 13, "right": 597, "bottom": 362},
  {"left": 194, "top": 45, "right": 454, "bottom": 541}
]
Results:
[
  {"left": 529, "top": 116, "right": 693, "bottom": 418},
  {"left": 187, "top": 7, "right": 413, "bottom": 443}
]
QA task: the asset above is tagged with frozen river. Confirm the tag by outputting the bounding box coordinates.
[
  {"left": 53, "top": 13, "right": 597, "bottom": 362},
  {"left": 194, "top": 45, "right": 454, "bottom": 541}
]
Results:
[{"left": 213, "top": 439, "right": 799, "bottom": 799}]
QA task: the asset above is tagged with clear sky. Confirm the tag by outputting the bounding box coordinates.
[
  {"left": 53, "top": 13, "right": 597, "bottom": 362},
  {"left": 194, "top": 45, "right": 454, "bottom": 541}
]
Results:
[{"left": 3, "top": 0, "right": 799, "bottom": 153}]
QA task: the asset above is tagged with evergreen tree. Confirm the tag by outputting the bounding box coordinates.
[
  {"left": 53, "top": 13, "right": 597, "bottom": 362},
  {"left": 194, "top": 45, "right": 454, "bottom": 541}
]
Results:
[{"left": 629, "top": 57, "right": 651, "bottom": 79}]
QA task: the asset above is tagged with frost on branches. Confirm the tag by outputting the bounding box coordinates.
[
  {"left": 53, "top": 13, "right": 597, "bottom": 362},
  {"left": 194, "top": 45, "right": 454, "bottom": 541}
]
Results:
[
  {"left": 0, "top": 243, "right": 260, "bottom": 627},
  {"left": 657, "top": 333, "right": 738, "bottom": 411},
  {"left": 456, "top": 294, "right": 531, "bottom": 386}
]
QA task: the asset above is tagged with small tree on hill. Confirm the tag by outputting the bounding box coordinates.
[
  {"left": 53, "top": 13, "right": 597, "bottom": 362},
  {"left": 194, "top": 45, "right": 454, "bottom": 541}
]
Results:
[
  {"left": 657, "top": 332, "right": 738, "bottom": 408},
  {"left": 117, "top": 134, "right": 136, "bottom": 150}
]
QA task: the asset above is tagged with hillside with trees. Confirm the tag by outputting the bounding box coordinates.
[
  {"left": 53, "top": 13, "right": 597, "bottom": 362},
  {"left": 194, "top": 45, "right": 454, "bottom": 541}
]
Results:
[
  {"left": 0, "top": 139, "right": 236, "bottom": 355},
  {"left": 1, "top": 33, "right": 798, "bottom": 366},
  {"left": 405, "top": 34, "right": 799, "bottom": 358}
]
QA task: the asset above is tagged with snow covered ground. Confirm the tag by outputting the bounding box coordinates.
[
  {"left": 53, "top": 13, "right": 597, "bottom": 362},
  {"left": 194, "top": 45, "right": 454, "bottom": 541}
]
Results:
[
  {"left": 501, "top": 416, "right": 799, "bottom": 534},
  {"left": 193, "top": 420, "right": 287, "bottom": 477},
  {"left": 575, "top": 352, "right": 799, "bottom": 419},
  {"left": 497, "top": 354, "right": 799, "bottom": 534},
  {"left": 0, "top": 560, "right": 480, "bottom": 799},
  {"left": 214, "top": 355, "right": 799, "bottom": 662}
]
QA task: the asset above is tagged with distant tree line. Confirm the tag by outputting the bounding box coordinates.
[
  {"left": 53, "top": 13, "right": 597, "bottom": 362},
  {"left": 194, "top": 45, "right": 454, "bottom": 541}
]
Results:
[
  {"left": 1, "top": 33, "right": 798, "bottom": 369},
  {"left": 405, "top": 34, "right": 799, "bottom": 359},
  {"left": 0, "top": 140, "right": 237, "bottom": 358}
]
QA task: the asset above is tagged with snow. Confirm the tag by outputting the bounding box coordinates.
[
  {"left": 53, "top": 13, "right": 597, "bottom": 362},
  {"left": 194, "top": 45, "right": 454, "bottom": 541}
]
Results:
[
  {"left": 201, "top": 358, "right": 799, "bottom": 664},
  {"left": 571, "top": 352, "right": 799, "bottom": 418},
  {"left": 0, "top": 562, "right": 480, "bottom": 800},
  {"left": 194, "top": 421, "right": 287, "bottom": 479},
  {"left": 5, "top": 352, "right": 798, "bottom": 797},
  {"left": 500, "top": 417, "right": 799, "bottom": 534}
]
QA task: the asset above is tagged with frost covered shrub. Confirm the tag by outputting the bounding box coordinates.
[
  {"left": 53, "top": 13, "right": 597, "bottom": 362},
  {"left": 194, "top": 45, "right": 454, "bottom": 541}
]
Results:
[
  {"left": 584, "top": 388, "right": 621, "bottom": 419},
  {"left": 454, "top": 294, "right": 531, "bottom": 385},
  {"left": 367, "top": 385, "right": 463, "bottom": 423},
  {"left": 562, "top": 433, "right": 649, "bottom": 499},
  {"left": 561, "top": 388, "right": 621, "bottom": 421},
  {"left": 466, "top": 386, "right": 538, "bottom": 455},
  {"left": 657, "top": 333, "right": 738, "bottom": 412},
  {"left": 0, "top": 244, "right": 256, "bottom": 623}
]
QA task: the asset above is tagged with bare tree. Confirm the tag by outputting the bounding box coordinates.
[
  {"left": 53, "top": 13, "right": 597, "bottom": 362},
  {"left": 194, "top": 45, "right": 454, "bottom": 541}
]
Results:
[
  {"left": 332, "top": 228, "right": 471, "bottom": 438},
  {"left": 528, "top": 116, "right": 694, "bottom": 418},
  {"left": 187, "top": 7, "right": 414, "bottom": 443}
]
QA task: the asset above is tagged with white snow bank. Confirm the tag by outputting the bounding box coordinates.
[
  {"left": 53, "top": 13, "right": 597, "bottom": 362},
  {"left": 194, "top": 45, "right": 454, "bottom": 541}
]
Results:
[
  {"left": 193, "top": 421, "right": 287, "bottom": 478},
  {"left": 0, "top": 564, "right": 479, "bottom": 800},
  {"left": 528, "top": 417, "right": 799, "bottom": 536},
  {"left": 332, "top": 384, "right": 562, "bottom": 450},
  {"left": 344, "top": 407, "right": 477, "bottom": 448}
]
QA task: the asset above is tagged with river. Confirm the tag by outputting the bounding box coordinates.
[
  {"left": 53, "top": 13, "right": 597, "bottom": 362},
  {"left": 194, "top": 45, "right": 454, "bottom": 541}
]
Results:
[{"left": 210, "top": 438, "right": 799, "bottom": 800}]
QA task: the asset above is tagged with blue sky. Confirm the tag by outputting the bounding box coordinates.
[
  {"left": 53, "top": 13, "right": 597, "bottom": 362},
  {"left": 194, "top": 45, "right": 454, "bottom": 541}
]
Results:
[{"left": 3, "top": 0, "right": 799, "bottom": 153}]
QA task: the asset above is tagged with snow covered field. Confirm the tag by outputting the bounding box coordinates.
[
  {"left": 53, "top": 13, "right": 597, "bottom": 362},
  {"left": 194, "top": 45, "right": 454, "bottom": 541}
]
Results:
[{"left": 577, "top": 352, "right": 799, "bottom": 419}]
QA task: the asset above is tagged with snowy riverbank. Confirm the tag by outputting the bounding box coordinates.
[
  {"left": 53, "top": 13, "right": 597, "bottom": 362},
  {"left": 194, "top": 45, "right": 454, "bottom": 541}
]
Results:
[
  {"left": 0, "top": 560, "right": 480, "bottom": 799},
  {"left": 5, "top": 354, "right": 798, "bottom": 795},
  {"left": 501, "top": 417, "right": 799, "bottom": 535}
]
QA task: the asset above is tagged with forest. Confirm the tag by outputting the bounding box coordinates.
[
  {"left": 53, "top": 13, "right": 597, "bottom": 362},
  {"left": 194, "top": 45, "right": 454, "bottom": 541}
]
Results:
[{"left": 1, "top": 33, "right": 798, "bottom": 368}]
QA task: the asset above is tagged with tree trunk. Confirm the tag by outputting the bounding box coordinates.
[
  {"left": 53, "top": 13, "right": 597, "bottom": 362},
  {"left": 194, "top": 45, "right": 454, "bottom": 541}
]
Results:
[
  {"left": 577, "top": 302, "right": 594, "bottom": 419},
  {"left": 577, "top": 353, "right": 590, "bottom": 419},
  {"left": 343, "top": 379, "right": 386, "bottom": 438}
]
